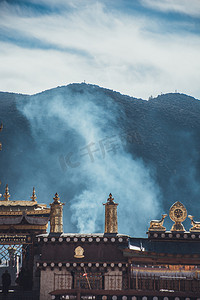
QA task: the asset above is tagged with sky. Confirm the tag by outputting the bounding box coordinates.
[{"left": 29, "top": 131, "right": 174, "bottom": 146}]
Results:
[{"left": 0, "top": 0, "right": 200, "bottom": 99}]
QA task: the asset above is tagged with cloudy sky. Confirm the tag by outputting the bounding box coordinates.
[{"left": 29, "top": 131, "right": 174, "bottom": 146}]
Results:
[{"left": 0, "top": 0, "right": 200, "bottom": 99}]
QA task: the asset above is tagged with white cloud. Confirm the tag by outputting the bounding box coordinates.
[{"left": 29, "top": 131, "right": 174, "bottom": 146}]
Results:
[
  {"left": 0, "top": 1, "right": 200, "bottom": 99},
  {"left": 141, "top": 0, "right": 200, "bottom": 17}
]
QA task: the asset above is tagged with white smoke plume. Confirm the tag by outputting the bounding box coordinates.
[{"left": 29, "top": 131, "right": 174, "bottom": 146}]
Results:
[{"left": 17, "top": 84, "right": 162, "bottom": 236}]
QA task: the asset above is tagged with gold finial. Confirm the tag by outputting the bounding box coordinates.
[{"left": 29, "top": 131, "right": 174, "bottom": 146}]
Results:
[
  {"left": 107, "top": 193, "right": 115, "bottom": 203},
  {"left": 3, "top": 184, "right": 10, "bottom": 201},
  {"left": 31, "top": 187, "right": 37, "bottom": 201},
  {"left": 53, "top": 193, "right": 60, "bottom": 203}
]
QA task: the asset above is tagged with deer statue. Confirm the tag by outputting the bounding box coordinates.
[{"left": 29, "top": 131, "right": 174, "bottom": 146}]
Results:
[
  {"left": 188, "top": 215, "right": 200, "bottom": 232},
  {"left": 148, "top": 214, "right": 167, "bottom": 231}
]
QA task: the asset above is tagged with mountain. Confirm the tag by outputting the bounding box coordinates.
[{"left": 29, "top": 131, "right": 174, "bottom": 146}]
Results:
[{"left": 0, "top": 83, "right": 200, "bottom": 236}]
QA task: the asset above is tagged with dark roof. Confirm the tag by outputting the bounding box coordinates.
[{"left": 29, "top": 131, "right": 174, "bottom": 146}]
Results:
[
  {"left": 130, "top": 237, "right": 200, "bottom": 255},
  {"left": 0, "top": 214, "right": 49, "bottom": 225},
  {"left": 37, "top": 233, "right": 129, "bottom": 237}
]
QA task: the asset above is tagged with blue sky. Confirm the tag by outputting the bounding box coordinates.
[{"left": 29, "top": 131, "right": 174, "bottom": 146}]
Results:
[{"left": 0, "top": 0, "right": 200, "bottom": 99}]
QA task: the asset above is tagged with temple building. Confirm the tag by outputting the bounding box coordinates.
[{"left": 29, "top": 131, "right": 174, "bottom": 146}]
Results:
[
  {"left": 0, "top": 186, "right": 200, "bottom": 300},
  {"left": 0, "top": 185, "right": 50, "bottom": 296}
]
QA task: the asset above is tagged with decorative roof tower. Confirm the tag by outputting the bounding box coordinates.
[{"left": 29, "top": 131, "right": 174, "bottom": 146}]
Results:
[
  {"left": 50, "top": 193, "right": 64, "bottom": 233},
  {"left": 103, "top": 193, "right": 118, "bottom": 234}
]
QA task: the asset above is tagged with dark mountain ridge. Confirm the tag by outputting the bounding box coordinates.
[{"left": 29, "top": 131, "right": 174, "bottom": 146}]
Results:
[{"left": 0, "top": 84, "right": 200, "bottom": 236}]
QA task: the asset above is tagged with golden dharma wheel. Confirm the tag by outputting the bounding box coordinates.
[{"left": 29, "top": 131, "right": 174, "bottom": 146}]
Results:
[
  {"left": 169, "top": 201, "right": 187, "bottom": 223},
  {"left": 169, "top": 201, "right": 187, "bottom": 232}
]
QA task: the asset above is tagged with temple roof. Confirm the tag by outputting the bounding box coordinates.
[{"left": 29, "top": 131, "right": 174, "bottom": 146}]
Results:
[
  {"left": 0, "top": 199, "right": 50, "bottom": 216},
  {"left": 0, "top": 200, "right": 39, "bottom": 206},
  {"left": 0, "top": 214, "right": 49, "bottom": 225},
  {"left": 0, "top": 185, "right": 48, "bottom": 209},
  {"left": 129, "top": 237, "right": 200, "bottom": 255},
  {"left": 0, "top": 186, "right": 50, "bottom": 233}
]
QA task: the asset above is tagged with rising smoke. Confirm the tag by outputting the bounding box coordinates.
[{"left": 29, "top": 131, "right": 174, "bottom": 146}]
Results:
[{"left": 16, "top": 84, "right": 162, "bottom": 236}]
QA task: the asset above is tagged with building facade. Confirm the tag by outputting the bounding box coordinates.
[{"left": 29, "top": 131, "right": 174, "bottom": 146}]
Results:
[{"left": 0, "top": 188, "right": 200, "bottom": 300}]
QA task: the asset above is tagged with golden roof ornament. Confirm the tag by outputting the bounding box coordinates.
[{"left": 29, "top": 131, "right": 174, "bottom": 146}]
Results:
[
  {"left": 188, "top": 215, "right": 200, "bottom": 232},
  {"left": 3, "top": 184, "right": 10, "bottom": 201},
  {"left": 74, "top": 246, "right": 84, "bottom": 258},
  {"left": 31, "top": 187, "right": 37, "bottom": 201},
  {"left": 107, "top": 193, "right": 114, "bottom": 203},
  {"left": 169, "top": 201, "right": 187, "bottom": 232},
  {"left": 148, "top": 214, "right": 167, "bottom": 232},
  {"left": 53, "top": 192, "right": 60, "bottom": 203}
]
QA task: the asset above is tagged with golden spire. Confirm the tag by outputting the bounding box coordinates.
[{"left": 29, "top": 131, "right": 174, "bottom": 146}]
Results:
[
  {"left": 103, "top": 193, "right": 118, "bottom": 234},
  {"left": 3, "top": 184, "right": 10, "bottom": 201},
  {"left": 31, "top": 187, "right": 37, "bottom": 201},
  {"left": 107, "top": 193, "right": 114, "bottom": 203},
  {"left": 53, "top": 192, "right": 60, "bottom": 203}
]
